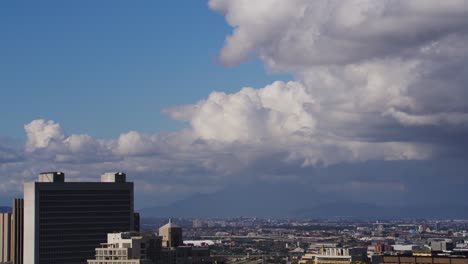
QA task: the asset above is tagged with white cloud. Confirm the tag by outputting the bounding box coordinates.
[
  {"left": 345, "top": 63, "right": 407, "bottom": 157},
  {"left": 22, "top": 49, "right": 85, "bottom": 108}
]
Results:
[
  {"left": 201, "top": 0, "right": 468, "bottom": 158},
  {"left": 209, "top": 0, "right": 468, "bottom": 68},
  {"left": 187, "top": 81, "right": 316, "bottom": 143},
  {"left": 23, "top": 120, "right": 113, "bottom": 163},
  {"left": 116, "top": 131, "right": 154, "bottom": 156},
  {"left": 21, "top": 0, "right": 468, "bottom": 174},
  {"left": 24, "top": 119, "right": 65, "bottom": 153},
  {"left": 2, "top": 0, "right": 468, "bottom": 207}
]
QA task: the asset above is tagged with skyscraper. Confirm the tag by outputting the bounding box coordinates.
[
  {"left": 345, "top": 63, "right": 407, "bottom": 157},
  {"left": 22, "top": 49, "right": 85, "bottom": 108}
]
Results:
[
  {"left": 24, "top": 172, "right": 136, "bottom": 264},
  {"left": 11, "top": 198, "right": 23, "bottom": 264},
  {"left": 0, "top": 212, "right": 11, "bottom": 262}
]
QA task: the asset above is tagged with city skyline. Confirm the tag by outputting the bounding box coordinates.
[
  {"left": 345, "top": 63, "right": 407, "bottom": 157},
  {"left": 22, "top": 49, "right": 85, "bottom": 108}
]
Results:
[{"left": 1, "top": 0, "right": 468, "bottom": 213}]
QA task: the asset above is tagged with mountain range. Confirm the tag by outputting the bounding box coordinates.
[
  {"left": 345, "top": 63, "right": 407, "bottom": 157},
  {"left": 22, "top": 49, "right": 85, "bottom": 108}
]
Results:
[{"left": 139, "top": 184, "right": 468, "bottom": 219}]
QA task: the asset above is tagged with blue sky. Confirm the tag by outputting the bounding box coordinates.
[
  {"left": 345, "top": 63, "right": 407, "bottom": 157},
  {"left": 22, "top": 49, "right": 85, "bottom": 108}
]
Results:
[
  {"left": 1, "top": 0, "right": 467, "bottom": 214},
  {"left": 0, "top": 0, "right": 288, "bottom": 139}
]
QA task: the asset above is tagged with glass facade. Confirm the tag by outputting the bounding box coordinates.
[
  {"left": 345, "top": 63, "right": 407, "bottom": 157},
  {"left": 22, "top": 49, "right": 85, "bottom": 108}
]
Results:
[{"left": 35, "top": 183, "right": 134, "bottom": 264}]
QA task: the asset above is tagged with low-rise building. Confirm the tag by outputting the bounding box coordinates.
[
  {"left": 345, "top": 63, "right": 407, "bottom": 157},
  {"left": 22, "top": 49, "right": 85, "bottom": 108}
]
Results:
[
  {"left": 300, "top": 246, "right": 368, "bottom": 264},
  {"left": 430, "top": 240, "right": 454, "bottom": 252},
  {"left": 87, "top": 220, "right": 226, "bottom": 264},
  {"left": 87, "top": 232, "right": 162, "bottom": 264},
  {"left": 368, "top": 244, "right": 394, "bottom": 258},
  {"left": 373, "top": 255, "right": 468, "bottom": 264}
]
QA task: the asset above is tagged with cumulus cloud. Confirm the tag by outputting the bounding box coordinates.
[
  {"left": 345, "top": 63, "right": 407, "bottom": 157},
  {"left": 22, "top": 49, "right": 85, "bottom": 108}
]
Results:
[
  {"left": 21, "top": 0, "right": 467, "bottom": 176},
  {"left": 165, "top": 78, "right": 434, "bottom": 166},
  {"left": 24, "top": 119, "right": 65, "bottom": 153},
  {"left": 195, "top": 0, "right": 468, "bottom": 160},
  {"left": 2, "top": 0, "right": 468, "bottom": 207},
  {"left": 23, "top": 119, "right": 114, "bottom": 163},
  {"left": 186, "top": 81, "right": 316, "bottom": 143},
  {"left": 209, "top": 0, "right": 468, "bottom": 68}
]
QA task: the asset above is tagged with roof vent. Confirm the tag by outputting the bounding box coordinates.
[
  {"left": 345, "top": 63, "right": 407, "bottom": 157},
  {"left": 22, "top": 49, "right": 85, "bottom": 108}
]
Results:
[
  {"left": 101, "top": 172, "right": 126, "bottom": 183},
  {"left": 38, "top": 172, "right": 65, "bottom": 183}
]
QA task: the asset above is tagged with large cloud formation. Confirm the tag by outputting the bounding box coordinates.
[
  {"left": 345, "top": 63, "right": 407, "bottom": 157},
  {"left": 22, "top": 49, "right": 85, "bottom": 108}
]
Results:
[
  {"left": 166, "top": 0, "right": 468, "bottom": 164},
  {"left": 1, "top": 0, "right": 468, "bottom": 208}
]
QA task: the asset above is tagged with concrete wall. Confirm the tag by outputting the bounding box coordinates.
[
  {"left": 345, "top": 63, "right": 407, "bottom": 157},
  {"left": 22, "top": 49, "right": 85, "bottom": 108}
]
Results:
[
  {"left": 0, "top": 213, "right": 11, "bottom": 262},
  {"left": 23, "top": 183, "right": 36, "bottom": 264}
]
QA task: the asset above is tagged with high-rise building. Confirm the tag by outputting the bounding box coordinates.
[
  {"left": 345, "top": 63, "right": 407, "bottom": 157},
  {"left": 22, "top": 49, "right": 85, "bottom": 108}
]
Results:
[
  {"left": 24, "top": 172, "right": 136, "bottom": 264},
  {"left": 0, "top": 213, "right": 11, "bottom": 262},
  {"left": 11, "top": 198, "right": 23, "bottom": 264},
  {"left": 134, "top": 212, "right": 141, "bottom": 232},
  {"left": 159, "top": 219, "right": 183, "bottom": 248}
]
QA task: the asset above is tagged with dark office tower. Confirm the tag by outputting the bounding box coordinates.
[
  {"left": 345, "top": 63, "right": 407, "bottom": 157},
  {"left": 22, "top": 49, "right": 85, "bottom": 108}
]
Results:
[
  {"left": 11, "top": 198, "right": 23, "bottom": 264},
  {"left": 24, "top": 172, "right": 134, "bottom": 264},
  {"left": 133, "top": 212, "right": 140, "bottom": 232}
]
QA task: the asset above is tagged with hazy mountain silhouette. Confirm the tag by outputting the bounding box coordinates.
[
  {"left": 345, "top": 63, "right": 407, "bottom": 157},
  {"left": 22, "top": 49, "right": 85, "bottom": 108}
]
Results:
[{"left": 139, "top": 184, "right": 468, "bottom": 219}]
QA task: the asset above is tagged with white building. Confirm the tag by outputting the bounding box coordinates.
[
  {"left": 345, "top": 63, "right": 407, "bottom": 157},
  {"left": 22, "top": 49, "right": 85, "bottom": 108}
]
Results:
[
  {"left": 300, "top": 247, "right": 367, "bottom": 264},
  {"left": 392, "top": 244, "right": 420, "bottom": 252},
  {"left": 87, "top": 232, "right": 161, "bottom": 264},
  {"left": 184, "top": 240, "right": 216, "bottom": 247}
]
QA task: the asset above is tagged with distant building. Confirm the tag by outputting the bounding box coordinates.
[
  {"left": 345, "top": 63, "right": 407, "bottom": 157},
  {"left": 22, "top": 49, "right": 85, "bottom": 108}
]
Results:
[
  {"left": 159, "top": 219, "right": 183, "bottom": 248},
  {"left": 368, "top": 244, "right": 394, "bottom": 258},
  {"left": 431, "top": 240, "right": 454, "bottom": 252},
  {"left": 88, "top": 221, "right": 225, "bottom": 264},
  {"left": 24, "top": 172, "right": 137, "bottom": 264},
  {"left": 11, "top": 198, "right": 23, "bottom": 264},
  {"left": 158, "top": 219, "right": 225, "bottom": 264},
  {"left": 87, "top": 232, "right": 162, "bottom": 264},
  {"left": 300, "top": 246, "right": 368, "bottom": 264},
  {"left": 418, "top": 225, "right": 427, "bottom": 233},
  {"left": 160, "top": 246, "right": 218, "bottom": 264},
  {"left": 299, "top": 253, "right": 316, "bottom": 264},
  {"left": 393, "top": 245, "right": 422, "bottom": 252},
  {"left": 184, "top": 241, "right": 216, "bottom": 247},
  {"left": 134, "top": 212, "right": 141, "bottom": 232},
  {"left": 374, "top": 255, "right": 468, "bottom": 264},
  {"left": 192, "top": 219, "right": 204, "bottom": 229},
  {"left": 0, "top": 213, "right": 11, "bottom": 263}
]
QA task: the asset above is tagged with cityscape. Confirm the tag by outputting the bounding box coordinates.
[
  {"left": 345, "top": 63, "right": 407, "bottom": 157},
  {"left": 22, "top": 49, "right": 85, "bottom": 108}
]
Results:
[
  {"left": 0, "top": 172, "right": 467, "bottom": 264},
  {"left": 1, "top": 0, "right": 468, "bottom": 264}
]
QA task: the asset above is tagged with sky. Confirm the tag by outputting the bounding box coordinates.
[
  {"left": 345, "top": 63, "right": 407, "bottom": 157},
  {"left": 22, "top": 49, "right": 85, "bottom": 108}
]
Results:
[
  {"left": 1, "top": 0, "right": 468, "bottom": 212},
  {"left": 0, "top": 0, "right": 289, "bottom": 138}
]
